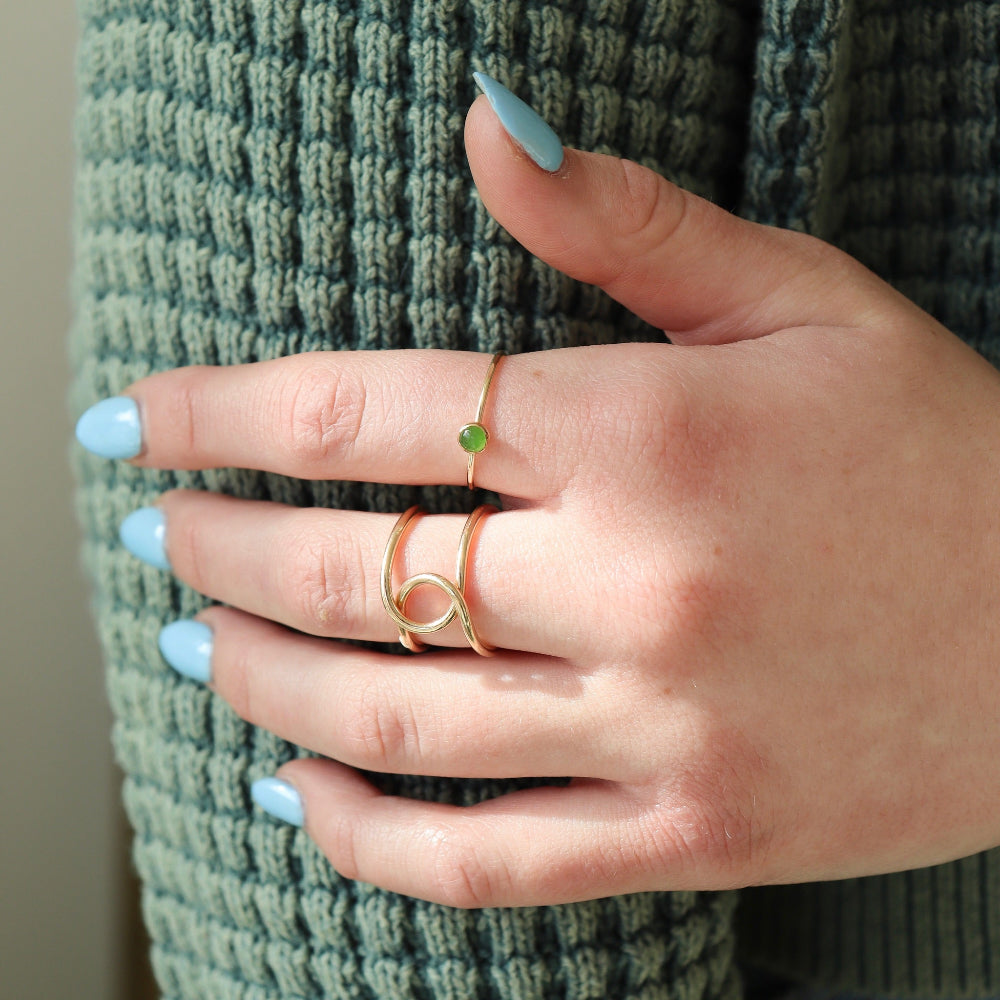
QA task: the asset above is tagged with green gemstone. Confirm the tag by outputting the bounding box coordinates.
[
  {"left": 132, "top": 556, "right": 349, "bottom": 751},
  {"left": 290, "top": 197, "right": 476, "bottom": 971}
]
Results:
[{"left": 459, "top": 423, "right": 488, "bottom": 454}]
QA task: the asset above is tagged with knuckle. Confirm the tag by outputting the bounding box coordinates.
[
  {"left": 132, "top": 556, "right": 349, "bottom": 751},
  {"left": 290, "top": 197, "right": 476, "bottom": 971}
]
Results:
[
  {"left": 171, "top": 378, "right": 201, "bottom": 455},
  {"left": 624, "top": 373, "right": 694, "bottom": 474},
  {"left": 274, "top": 360, "right": 367, "bottom": 468},
  {"left": 648, "top": 729, "right": 773, "bottom": 884},
  {"left": 637, "top": 370, "right": 728, "bottom": 503},
  {"left": 426, "top": 821, "right": 507, "bottom": 909},
  {"left": 652, "top": 554, "right": 740, "bottom": 658},
  {"left": 578, "top": 364, "right": 698, "bottom": 494},
  {"left": 280, "top": 525, "right": 359, "bottom": 633},
  {"left": 161, "top": 496, "right": 208, "bottom": 591},
  {"left": 340, "top": 675, "right": 424, "bottom": 771},
  {"left": 613, "top": 159, "right": 688, "bottom": 262},
  {"left": 217, "top": 634, "right": 257, "bottom": 723},
  {"left": 319, "top": 808, "right": 362, "bottom": 883}
]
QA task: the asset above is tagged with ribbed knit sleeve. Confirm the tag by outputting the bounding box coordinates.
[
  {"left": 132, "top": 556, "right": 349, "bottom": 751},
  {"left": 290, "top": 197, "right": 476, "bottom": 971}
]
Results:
[
  {"left": 69, "top": 1, "right": 760, "bottom": 997},
  {"left": 739, "top": 856, "right": 1000, "bottom": 996},
  {"left": 736, "top": 2, "right": 1000, "bottom": 995},
  {"left": 71, "top": 0, "right": 1000, "bottom": 995}
]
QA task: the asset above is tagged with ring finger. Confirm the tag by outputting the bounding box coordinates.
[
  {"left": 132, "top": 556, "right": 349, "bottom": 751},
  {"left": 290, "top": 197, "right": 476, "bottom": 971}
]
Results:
[{"left": 184, "top": 606, "right": 614, "bottom": 780}]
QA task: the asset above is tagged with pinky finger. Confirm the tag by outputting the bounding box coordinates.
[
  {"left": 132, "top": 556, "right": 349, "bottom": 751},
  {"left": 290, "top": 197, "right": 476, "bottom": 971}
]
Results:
[{"left": 255, "top": 759, "right": 691, "bottom": 908}]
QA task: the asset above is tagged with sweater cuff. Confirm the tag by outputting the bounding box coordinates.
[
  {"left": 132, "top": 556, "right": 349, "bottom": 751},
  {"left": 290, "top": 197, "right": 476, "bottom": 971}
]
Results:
[{"left": 737, "top": 851, "right": 1000, "bottom": 998}]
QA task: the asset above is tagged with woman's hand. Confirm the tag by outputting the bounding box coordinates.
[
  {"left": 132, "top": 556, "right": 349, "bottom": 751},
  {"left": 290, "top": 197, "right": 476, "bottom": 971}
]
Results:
[{"left": 77, "top": 89, "right": 1000, "bottom": 908}]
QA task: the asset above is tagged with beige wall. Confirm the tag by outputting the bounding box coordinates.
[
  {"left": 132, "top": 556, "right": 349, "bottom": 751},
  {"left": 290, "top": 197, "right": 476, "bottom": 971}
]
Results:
[{"left": 0, "top": 4, "right": 121, "bottom": 997}]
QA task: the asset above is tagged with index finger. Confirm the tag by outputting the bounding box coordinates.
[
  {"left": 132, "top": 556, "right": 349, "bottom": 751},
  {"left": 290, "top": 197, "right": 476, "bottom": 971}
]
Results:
[{"left": 77, "top": 347, "right": 637, "bottom": 499}]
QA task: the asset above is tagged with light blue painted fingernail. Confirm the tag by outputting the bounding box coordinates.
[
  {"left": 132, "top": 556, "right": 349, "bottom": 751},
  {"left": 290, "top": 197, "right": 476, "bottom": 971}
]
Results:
[
  {"left": 252, "top": 777, "right": 304, "bottom": 828},
  {"left": 473, "top": 71, "right": 565, "bottom": 172},
  {"left": 75, "top": 396, "right": 142, "bottom": 460},
  {"left": 120, "top": 507, "right": 170, "bottom": 571},
  {"left": 159, "top": 620, "right": 213, "bottom": 683}
]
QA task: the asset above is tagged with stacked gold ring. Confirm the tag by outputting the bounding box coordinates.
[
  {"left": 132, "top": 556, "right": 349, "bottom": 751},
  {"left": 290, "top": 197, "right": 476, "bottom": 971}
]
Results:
[
  {"left": 458, "top": 352, "right": 504, "bottom": 490},
  {"left": 380, "top": 505, "right": 497, "bottom": 657}
]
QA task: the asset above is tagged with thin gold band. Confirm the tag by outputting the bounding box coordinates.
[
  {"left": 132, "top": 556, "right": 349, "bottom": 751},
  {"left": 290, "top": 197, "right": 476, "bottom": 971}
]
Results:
[
  {"left": 459, "top": 352, "right": 504, "bottom": 490},
  {"left": 380, "top": 505, "right": 497, "bottom": 657}
]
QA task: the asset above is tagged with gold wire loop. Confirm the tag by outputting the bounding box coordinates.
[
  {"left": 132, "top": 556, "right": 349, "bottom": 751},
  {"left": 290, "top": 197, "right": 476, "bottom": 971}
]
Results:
[
  {"left": 380, "top": 505, "right": 497, "bottom": 657},
  {"left": 459, "top": 352, "right": 504, "bottom": 490}
]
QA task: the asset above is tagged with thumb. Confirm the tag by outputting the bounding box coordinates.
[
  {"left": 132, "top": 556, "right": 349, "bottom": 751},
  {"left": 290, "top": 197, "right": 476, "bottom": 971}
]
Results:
[{"left": 466, "top": 74, "right": 883, "bottom": 345}]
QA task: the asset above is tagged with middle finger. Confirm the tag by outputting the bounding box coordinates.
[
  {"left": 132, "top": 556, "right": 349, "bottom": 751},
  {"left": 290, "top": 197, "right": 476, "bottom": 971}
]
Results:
[{"left": 139, "top": 490, "right": 585, "bottom": 658}]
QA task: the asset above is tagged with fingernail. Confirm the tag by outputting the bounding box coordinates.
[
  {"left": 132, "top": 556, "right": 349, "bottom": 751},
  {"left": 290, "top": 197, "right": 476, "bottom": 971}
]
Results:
[
  {"left": 120, "top": 507, "right": 170, "bottom": 570},
  {"left": 473, "top": 71, "right": 565, "bottom": 172},
  {"left": 159, "top": 620, "right": 213, "bottom": 683},
  {"left": 75, "top": 396, "right": 142, "bottom": 460},
  {"left": 252, "top": 777, "right": 304, "bottom": 828}
]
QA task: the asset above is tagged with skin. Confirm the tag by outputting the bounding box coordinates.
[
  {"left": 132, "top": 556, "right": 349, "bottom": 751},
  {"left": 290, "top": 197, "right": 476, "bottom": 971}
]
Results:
[{"left": 112, "top": 96, "right": 1000, "bottom": 908}]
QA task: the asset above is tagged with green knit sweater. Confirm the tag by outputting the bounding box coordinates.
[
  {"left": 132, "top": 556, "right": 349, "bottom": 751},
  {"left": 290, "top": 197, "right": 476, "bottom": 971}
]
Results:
[{"left": 69, "top": 1, "right": 1000, "bottom": 997}]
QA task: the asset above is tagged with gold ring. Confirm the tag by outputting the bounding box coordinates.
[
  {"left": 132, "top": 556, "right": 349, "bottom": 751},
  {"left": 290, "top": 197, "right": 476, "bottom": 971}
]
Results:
[
  {"left": 380, "top": 505, "right": 497, "bottom": 657},
  {"left": 458, "top": 352, "right": 504, "bottom": 490}
]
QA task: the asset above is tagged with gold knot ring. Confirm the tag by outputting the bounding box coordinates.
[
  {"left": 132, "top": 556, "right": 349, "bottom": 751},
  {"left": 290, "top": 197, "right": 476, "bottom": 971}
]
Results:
[{"left": 380, "top": 505, "right": 497, "bottom": 657}]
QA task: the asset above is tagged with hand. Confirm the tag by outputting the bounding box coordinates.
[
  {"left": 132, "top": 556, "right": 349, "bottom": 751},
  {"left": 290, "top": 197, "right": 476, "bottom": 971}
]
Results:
[{"left": 78, "top": 91, "right": 1000, "bottom": 909}]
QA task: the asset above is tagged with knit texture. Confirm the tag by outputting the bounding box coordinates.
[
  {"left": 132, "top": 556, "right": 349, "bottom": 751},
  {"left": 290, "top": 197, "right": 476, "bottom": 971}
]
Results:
[
  {"left": 68, "top": 0, "right": 1000, "bottom": 997},
  {"left": 70, "top": 0, "right": 755, "bottom": 997},
  {"left": 736, "top": 3, "right": 1000, "bottom": 995}
]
